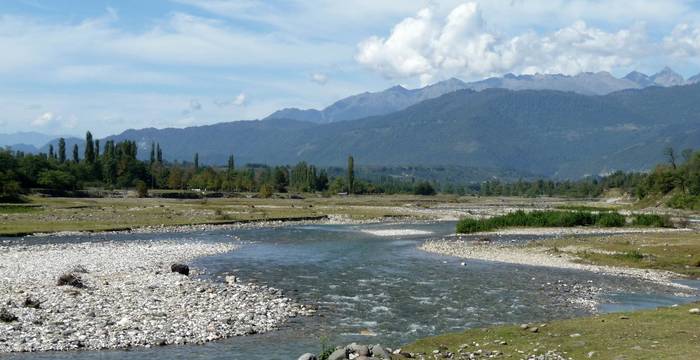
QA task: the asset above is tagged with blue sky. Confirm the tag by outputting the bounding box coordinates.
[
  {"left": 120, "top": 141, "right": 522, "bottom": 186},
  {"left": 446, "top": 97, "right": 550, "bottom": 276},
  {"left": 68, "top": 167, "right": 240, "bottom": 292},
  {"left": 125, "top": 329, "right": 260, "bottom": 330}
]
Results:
[{"left": 1, "top": 0, "right": 700, "bottom": 137}]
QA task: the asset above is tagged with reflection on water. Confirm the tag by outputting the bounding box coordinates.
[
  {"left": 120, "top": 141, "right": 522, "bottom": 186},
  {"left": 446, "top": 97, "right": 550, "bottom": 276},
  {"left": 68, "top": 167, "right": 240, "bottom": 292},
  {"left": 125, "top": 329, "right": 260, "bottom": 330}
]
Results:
[{"left": 3, "top": 222, "right": 697, "bottom": 360}]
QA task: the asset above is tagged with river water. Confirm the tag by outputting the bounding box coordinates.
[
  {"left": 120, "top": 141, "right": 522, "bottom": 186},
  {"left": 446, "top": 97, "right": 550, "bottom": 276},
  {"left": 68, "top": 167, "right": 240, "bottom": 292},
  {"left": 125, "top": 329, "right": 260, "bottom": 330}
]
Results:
[{"left": 4, "top": 221, "right": 697, "bottom": 359}]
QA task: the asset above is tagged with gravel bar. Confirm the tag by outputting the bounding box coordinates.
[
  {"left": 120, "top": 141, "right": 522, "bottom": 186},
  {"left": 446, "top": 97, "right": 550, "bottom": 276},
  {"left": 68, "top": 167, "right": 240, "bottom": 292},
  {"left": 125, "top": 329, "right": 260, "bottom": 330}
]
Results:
[{"left": 0, "top": 240, "right": 313, "bottom": 352}]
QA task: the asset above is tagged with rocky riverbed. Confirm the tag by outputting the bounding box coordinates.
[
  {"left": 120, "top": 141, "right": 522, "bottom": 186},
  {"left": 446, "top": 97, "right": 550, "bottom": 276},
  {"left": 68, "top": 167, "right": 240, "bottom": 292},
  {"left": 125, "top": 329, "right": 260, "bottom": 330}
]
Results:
[{"left": 0, "top": 240, "right": 313, "bottom": 352}]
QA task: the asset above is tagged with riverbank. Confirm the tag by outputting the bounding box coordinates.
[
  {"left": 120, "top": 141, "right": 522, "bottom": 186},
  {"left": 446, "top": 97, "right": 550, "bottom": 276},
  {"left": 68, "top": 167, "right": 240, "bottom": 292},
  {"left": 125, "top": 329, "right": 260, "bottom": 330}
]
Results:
[
  {"left": 0, "top": 240, "right": 313, "bottom": 352},
  {"left": 0, "top": 195, "right": 642, "bottom": 237},
  {"left": 399, "top": 302, "right": 700, "bottom": 359}
]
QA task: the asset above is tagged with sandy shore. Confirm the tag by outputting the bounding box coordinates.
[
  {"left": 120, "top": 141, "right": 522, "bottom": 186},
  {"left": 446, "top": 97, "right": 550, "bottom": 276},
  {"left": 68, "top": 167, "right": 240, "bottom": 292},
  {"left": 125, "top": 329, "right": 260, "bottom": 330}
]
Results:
[
  {"left": 420, "top": 239, "right": 690, "bottom": 289},
  {"left": 0, "top": 240, "right": 312, "bottom": 352}
]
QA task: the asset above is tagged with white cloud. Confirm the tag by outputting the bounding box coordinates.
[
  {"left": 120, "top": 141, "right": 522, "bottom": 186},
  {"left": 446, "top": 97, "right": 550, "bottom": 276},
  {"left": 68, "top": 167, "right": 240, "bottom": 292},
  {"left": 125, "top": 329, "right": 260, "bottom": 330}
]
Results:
[
  {"left": 31, "top": 112, "right": 58, "bottom": 127},
  {"left": 357, "top": 2, "right": 655, "bottom": 84},
  {"left": 665, "top": 23, "right": 700, "bottom": 58},
  {"left": 233, "top": 93, "right": 247, "bottom": 106},
  {"left": 310, "top": 72, "right": 329, "bottom": 85}
]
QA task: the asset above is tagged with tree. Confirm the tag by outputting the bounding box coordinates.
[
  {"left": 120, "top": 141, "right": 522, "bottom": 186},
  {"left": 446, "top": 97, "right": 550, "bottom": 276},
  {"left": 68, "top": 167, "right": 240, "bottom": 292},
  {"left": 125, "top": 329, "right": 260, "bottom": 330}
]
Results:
[
  {"left": 156, "top": 143, "right": 163, "bottom": 163},
  {"left": 38, "top": 170, "right": 76, "bottom": 190},
  {"left": 84, "top": 131, "right": 95, "bottom": 163},
  {"left": 194, "top": 153, "right": 199, "bottom": 171},
  {"left": 95, "top": 139, "right": 100, "bottom": 158},
  {"left": 58, "top": 138, "right": 66, "bottom": 163},
  {"left": 227, "top": 155, "right": 235, "bottom": 176},
  {"left": 48, "top": 145, "right": 54, "bottom": 159},
  {"left": 72, "top": 144, "right": 79, "bottom": 163},
  {"left": 663, "top": 147, "right": 677, "bottom": 169},
  {"left": 414, "top": 181, "right": 437, "bottom": 195},
  {"left": 682, "top": 148, "right": 694, "bottom": 164},
  {"left": 272, "top": 167, "right": 288, "bottom": 192},
  {"left": 347, "top": 155, "right": 355, "bottom": 194},
  {"left": 150, "top": 142, "right": 156, "bottom": 164}
]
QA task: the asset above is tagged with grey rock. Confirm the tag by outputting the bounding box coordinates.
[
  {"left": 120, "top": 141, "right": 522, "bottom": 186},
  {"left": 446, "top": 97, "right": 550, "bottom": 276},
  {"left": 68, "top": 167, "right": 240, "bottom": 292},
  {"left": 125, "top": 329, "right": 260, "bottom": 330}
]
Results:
[
  {"left": 347, "top": 343, "right": 370, "bottom": 356},
  {"left": 370, "top": 344, "right": 392, "bottom": 359},
  {"left": 327, "top": 348, "right": 348, "bottom": 360},
  {"left": 297, "top": 353, "right": 317, "bottom": 360},
  {"left": 170, "top": 263, "right": 190, "bottom": 276}
]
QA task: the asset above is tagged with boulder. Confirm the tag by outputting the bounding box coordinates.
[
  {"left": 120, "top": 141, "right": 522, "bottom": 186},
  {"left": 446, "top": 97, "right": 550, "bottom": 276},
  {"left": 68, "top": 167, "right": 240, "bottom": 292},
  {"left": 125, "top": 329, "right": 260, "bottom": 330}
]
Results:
[
  {"left": 347, "top": 343, "right": 370, "bottom": 356},
  {"left": 0, "top": 308, "right": 18, "bottom": 323},
  {"left": 690, "top": 308, "right": 700, "bottom": 315},
  {"left": 371, "top": 344, "right": 392, "bottom": 359},
  {"left": 171, "top": 263, "right": 190, "bottom": 276},
  {"left": 57, "top": 273, "right": 84, "bottom": 288},
  {"left": 297, "top": 353, "right": 318, "bottom": 360},
  {"left": 327, "top": 348, "right": 348, "bottom": 360}
]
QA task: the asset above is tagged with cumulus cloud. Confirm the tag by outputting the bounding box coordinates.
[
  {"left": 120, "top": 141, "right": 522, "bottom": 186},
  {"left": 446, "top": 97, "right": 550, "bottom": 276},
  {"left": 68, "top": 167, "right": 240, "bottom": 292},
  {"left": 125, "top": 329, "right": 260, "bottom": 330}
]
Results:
[
  {"left": 310, "top": 72, "right": 329, "bottom": 85},
  {"left": 31, "top": 112, "right": 58, "bottom": 127},
  {"left": 356, "top": 2, "right": 654, "bottom": 84},
  {"left": 233, "top": 93, "right": 247, "bottom": 106},
  {"left": 214, "top": 93, "right": 247, "bottom": 107},
  {"left": 665, "top": 23, "right": 700, "bottom": 57}
]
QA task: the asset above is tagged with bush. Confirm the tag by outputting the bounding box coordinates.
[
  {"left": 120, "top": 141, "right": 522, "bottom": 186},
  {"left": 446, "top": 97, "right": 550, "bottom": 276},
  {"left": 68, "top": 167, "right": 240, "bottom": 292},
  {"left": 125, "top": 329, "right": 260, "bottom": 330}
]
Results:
[
  {"left": 632, "top": 214, "right": 674, "bottom": 228},
  {"left": 595, "top": 212, "right": 626, "bottom": 227},
  {"left": 259, "top": 184, "right": 273, "bottom": 198},
  {"left": 414, "top": 181, "right": 436, "bottom": 195},
  {"left": 135, "top": 180, "right": 148, "bottom": 198},
  {"left": 667, "top": 194, "right": 700, "bottom": 210},
  {"left": 456, "top": 210, "right": 628, "bottom": 234}
]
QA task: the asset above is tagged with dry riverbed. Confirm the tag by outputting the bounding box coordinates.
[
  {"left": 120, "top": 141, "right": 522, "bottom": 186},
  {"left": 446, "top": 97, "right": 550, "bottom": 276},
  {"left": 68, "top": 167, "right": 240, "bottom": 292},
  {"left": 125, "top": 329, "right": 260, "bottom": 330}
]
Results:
[{"left": 0, "top": 240, "right": 313, "bottom": 352}]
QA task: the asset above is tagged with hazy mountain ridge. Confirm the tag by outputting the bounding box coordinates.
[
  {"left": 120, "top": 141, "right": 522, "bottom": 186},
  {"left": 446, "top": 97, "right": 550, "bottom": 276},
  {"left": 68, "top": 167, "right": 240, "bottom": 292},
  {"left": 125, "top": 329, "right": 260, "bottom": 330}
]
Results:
[
  {"left": 266, "top": 68, "right": 699, "bottom": 124},
  {"left": 90, "top": 83, "right": 700, "bottom": 179}
]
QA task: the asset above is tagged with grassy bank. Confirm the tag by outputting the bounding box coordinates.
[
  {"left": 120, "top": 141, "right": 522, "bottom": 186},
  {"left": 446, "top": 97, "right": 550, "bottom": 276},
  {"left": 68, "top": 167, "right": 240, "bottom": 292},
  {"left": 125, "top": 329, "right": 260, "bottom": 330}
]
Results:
[
  {"left": 537, "top": 232, "right": 700, "bottom": 278},
  {"left": 456, "top": 210, "right": 672, "bottom": 234},
  {"left": 0, "top": 194, "right": 468, "bottom": 236},
  {"left": 401, "top": 302, "right": 700, "bottom": 359}
]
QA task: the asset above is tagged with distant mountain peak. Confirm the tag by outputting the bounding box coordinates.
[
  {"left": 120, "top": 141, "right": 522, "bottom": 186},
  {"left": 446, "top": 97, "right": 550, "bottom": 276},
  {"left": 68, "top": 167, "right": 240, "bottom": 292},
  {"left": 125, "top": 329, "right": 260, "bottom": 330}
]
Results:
[{"left": 651, "top": 66, "right": 685, "bottom": 87}]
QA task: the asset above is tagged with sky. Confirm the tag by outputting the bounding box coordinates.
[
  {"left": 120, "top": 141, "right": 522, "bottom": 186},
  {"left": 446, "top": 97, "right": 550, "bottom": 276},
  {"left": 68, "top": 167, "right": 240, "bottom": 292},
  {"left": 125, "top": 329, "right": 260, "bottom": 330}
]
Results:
[{"left": 1, "top": 0, "right": 700, "bottom": 137}]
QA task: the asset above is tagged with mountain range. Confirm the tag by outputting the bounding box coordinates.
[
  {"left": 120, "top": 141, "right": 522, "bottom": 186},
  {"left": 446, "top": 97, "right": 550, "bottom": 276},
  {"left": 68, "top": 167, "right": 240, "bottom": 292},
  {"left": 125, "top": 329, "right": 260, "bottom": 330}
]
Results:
[
  {"left": 266, "top": 67, "right": 700, "bottom": 124},
  {"left": 9, "top": 67, "right": 700, "bottom": 180}
]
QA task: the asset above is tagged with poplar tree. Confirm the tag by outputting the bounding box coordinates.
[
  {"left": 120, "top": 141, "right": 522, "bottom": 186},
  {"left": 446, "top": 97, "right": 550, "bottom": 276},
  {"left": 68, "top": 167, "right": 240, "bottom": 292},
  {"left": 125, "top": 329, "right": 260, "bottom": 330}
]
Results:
[
  {"left": 48, "top": 144, "right": 54, "bottom": 159},
  {"left": 72, "top": 144, "right": 79, "bottom": 163},
  {"left": 194, "top": 153, "right": 199, "bottom": 171},
  {"left": 84, "top": 131, "right": 95, "bottom": 163},
  {"left": 58, "top": 138, "right": 66, "bottom": 163},
  {"left": 147, "top": 142, "right": 153, "bottom": 164},
  {"left": 347, "top": 155, "right": 355, "bottom": 194}
]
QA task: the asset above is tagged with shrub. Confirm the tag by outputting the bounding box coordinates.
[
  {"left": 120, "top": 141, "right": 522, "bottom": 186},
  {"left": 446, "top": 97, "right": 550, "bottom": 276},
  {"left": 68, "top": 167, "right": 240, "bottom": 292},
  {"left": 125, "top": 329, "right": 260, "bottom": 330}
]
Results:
[
  {"left": 595, "top": 212, "right": 626, "bottom": 227},
  {"left": 259, "top": 184, "right": 274, "bottom": 198},
  {"left": 632, "top": 214, "right": 674, "bottom": 228},
  {"left": 414, "top": 181, "right": 436, "bottom": 196},
  {"left": 456, "top": 210, "right": 628, "bottom": 234},
  {"left": 135, "top": 180, "right": 148, "bottom": 198},
  {"left": 667, "top": 194, "right": 700, "bottom": 210}
]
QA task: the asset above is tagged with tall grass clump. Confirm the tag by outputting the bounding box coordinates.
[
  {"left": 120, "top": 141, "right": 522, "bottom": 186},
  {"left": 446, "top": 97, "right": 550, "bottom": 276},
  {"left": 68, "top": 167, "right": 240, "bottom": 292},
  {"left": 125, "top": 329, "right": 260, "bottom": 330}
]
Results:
[
  {"left": 456, "top": 210, "right": 628, "bottom": 234},
  {"left": 632, "top": 214, "right": 674, "bottom": 228}
]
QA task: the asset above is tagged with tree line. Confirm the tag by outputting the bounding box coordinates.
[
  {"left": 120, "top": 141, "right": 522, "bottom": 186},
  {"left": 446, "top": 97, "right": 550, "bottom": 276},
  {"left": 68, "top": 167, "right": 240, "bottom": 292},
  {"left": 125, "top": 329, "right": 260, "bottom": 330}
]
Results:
[
  {"left": 2, "top": 132, "right": 698, "bottom": 209},
  {"left": 0, "top": 132, "right": 438, "bottom": 201}
]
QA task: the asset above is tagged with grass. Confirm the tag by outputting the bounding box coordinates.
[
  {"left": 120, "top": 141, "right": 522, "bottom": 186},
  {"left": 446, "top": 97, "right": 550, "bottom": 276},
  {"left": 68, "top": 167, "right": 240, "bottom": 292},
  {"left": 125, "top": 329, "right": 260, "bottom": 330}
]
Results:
[
  {"left": 555, "top": 204, "right": 619, "bottom": 212},
  {"left": 537, "top": 232, "right": 700, "bottom": 278},
  {"left": 402, "top": 302, "right": 700, "bottom": 359},
  {"left": 632, "top": 214, "right": 674, "bottom": 228},
  {"left": 456, "top": 210, "right": 627, "bottom": 234},
  {"left": 0, "top": 194, "right": 471, "bottom": 236}
]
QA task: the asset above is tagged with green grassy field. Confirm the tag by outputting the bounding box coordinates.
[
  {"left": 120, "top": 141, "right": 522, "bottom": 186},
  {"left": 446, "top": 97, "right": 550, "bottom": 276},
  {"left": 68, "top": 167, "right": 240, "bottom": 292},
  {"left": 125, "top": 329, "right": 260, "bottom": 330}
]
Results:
[
  {"left": 402, "top": 302, "right": 700, "bottom": 359},
  {"left": 536, "top": 232, "right": 700, "bottom": 278}
]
